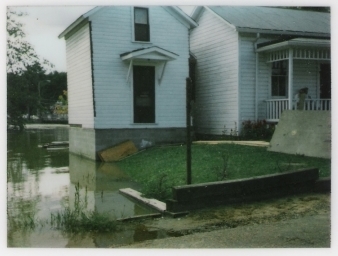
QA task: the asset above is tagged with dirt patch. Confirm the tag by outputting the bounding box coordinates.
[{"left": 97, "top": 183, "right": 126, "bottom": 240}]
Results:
[
  {"left": 139, "top": 193, "right": 329, "bottom": 231},
  {"left": 116, "top": 192, "right": 330, "bottom": 247}
]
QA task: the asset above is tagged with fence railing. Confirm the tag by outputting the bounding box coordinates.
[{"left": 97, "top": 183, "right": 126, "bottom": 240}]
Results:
[
  {"left": 303, "top": 99, "right": 331, "bottom": 111},
  {"left": 265, "top": 99, "right": 331, "bottom": 122},
  {"left": 265, "top": 99, "right": 289, "bottom": 122}
]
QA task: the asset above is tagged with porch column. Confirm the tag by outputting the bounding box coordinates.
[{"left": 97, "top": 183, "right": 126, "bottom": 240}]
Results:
[
  {"left": 288, "top": 48, "right": 293, "bottom": 110},
  {"left": 255, "top": 51, "right": 259, "bottom": 120}
]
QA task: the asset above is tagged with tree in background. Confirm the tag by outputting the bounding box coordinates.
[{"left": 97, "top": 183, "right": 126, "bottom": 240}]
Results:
[
  {"left": 6, "top": 7, "right": 53, "bottom": 74},
  {"left": 43, "top": 72, "right": 67, "bottom": 103},
  {"left": 7, "top": 62, "right": 47, "bottom": 129},
  {"left": 7, "top": 64, "right": 68, "bottom": 129},
  {"left": 43, "top": 72, "right": 68, "bottom": 119},
  {"left": 6, "top": 7, "right": 68, "bottom": 129},
  {"left": 54, "top": 90, "right": 68, "bottom": 116}
]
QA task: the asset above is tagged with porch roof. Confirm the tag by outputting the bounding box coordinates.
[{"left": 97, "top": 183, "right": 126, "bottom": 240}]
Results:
[
  {"left": 257, "top": 38, "right": 330, "bottom": 53},
  {"left": 120, "top": 46, "right": 178, "bottom": 62},
  {"left": 120, "top": 46, "right": 178, "bottom": 83}
]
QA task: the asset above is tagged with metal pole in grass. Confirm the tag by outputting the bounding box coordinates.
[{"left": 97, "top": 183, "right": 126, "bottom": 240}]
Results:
[{"left": 186, "top": 77, "right": 192, "bottom": 184}]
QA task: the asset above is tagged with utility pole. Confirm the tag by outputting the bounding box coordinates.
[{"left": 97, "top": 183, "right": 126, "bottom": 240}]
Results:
[{"left": 186, "top": 77, "right": 192, "bottom": 185}]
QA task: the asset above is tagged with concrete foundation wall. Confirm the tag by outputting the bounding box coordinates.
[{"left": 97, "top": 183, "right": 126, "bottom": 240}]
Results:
[
  {"left": 69, "top": 127, "right": 96, "bottom": 160},
  {"left": 69, "top": 127, "right": 186, "bottom": 160},
  {"left": 268, "top": 111, "right": 331, "bottom": 159},
  {"left": 95, "top": 127, "right": 186, "bottom": 152}
]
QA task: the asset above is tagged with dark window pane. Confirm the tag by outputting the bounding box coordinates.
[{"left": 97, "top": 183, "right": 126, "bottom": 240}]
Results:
[
  {"left": 271, "top": 77, "right": 279, "bottom": 96},
  {"left": 135, "top": 24, "right": 149, "bottom": 41},
  {"left": 271, "top": 61, "right": 287, "bottom": 97},
  {"left": 279, "top": 77, "right": 286, "bottom": 96}
]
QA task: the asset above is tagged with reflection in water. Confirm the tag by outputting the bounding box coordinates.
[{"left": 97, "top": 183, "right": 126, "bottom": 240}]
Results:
[
  {"left": 68, "top": 154, "right": 154, "bottom": 219},
  {"left": 7, "top": 128, "right": 70, "bottom": 247},
  {"left": 7, "top": 127, "right": 168, "bottom": 248}
]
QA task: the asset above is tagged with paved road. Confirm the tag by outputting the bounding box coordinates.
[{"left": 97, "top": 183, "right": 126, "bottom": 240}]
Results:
[{"left": 122, "top": 213, "right": 330, "bottom": 248}]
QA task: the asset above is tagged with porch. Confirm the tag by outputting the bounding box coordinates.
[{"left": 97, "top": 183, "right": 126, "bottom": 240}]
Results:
[
  {"left": 257, "top": 38, "right": 331, "bottom": 123},
  {"left": 265, "top": 99, "right": 331, "bottom": 122}
]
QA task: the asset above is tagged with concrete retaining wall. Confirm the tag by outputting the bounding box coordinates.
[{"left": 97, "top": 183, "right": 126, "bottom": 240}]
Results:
[
  {"left": 166, "top": 168, "right": 322, "bottom": 213},
  {"left": 69, "top": 127, "right": 96, "bottom": 160},
  {"left": 268, "top": 110, "right": 331, "bottom": 159}
]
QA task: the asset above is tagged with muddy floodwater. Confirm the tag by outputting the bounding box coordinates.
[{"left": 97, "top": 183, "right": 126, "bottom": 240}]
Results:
[{"left": 7, "top": 126, "right": 167, "bottom": 248}]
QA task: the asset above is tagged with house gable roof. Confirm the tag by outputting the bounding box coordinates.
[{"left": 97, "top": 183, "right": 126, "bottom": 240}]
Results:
[
  {"left": 192, "top": 6, "right": 330, "bottom": 37},
  {"left": 163, "top": 6, "right": 198, "bottom": 29},
  {"left": 59, "top": 6, "right": 197, "bottom": 39},
  {"left": 58, "top": 7, "right": 102, "bottom": 39}
]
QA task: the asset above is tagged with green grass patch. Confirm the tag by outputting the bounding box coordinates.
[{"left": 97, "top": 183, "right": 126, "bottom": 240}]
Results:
[{"left": 116, "top": 144, "right": 331, "bottom": 200}]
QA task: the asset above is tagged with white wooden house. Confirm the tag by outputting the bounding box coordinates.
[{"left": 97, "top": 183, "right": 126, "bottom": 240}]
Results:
[
  {"left": 190, "top": 6, "right": 331, "bottom": 136},
  {"left": 59, "top": 6, "right": 197, "bottom": 160}
]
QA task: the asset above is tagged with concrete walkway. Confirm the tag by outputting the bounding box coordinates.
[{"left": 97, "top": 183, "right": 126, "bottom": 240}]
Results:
[
  {"left": 193, "top": 140, "right": 270, "bottom": 147},
  {"left": 25, "top": 124, "right": 69, "bottom": 129}
]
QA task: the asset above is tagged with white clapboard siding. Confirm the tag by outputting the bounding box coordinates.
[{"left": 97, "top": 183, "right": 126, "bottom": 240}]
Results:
[
  {"left": 238, "top": 35, "right": 277, "bottom": 123},
  {"left": 190, "top": 8, "right": 239, "bottom": 135},
  {"left": 257, "top": 53, "right": 270, "bottom": 120},
  {"left": 239, "top": 36, "right": 256, "bottom": 123},
  {"left": 87, "top": 6, "right": 189, "bottom": 129},
  {"left": 66, "top": 23, "right": 94, "bottom": 128}
]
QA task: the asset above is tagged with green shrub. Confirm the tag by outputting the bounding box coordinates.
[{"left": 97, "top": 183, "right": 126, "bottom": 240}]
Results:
[
  {"left": 240, "top": 120, "right": 275, "bottom": 140},
  {"left": 142, "top": 173, "right": 173, "bottom": 201}
]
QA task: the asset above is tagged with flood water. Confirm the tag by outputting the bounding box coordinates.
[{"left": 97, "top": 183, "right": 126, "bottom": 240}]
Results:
[{"left": 7, "top": 126, "right": 170, "bottom": 248}]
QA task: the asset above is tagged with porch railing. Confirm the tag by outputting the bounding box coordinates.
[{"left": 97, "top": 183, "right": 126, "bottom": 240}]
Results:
[{"left": 265, "top": 99, "right": 331, "bottom": 122}]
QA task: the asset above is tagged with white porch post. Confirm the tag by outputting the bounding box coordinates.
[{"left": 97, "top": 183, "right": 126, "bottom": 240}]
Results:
[
  {"left": 288, "top": 48, "right": 294, "bottom": 110},
  {"left": 255, "top": 52, "right": 259, "bottom": 120}
]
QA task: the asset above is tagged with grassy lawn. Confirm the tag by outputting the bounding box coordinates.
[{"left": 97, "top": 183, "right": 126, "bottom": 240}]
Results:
[{"left": 116, "top": 143, "right": 331, "bottom": 200}]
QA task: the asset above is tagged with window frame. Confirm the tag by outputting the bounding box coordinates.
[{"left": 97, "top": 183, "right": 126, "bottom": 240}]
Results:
[
  {"left": 270, "top": 60, "right": 288, "bottom": 98},
  {"left": 133, "top": 7, "right": 150, "bottom": 42}
]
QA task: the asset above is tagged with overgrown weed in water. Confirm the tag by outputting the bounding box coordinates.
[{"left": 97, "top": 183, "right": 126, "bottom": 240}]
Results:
[
  {"left": 8, "top": 212, "right": 37, "bottom": 230},
  {"left": 8, "top": 182, "right": 119, "bottom": 233},
  {"left": 50, "top": 182, "right": 118, "bottom": 233},
  {"left": 50, "top": 208, "right": 118, "bottom": 233}
]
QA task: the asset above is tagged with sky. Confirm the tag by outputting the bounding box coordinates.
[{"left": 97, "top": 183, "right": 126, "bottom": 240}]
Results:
[
  {"left": 5, "top": 0, "right": 336, "bottom": 73},
  {"left": 5, "top": 1, "right": 197, "bottom": 72},
  {"left": 8, "top": 5, "right": 95, "bottom": 72}
]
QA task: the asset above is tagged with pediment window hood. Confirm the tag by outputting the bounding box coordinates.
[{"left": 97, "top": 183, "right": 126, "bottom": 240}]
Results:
[{"left": 120, "top": 46, "right": 178, "bottom": 83}]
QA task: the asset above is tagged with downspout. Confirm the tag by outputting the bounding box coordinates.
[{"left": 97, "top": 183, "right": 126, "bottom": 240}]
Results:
[
  {"left": 89, "top": 21, "right": 96, "bottom": 118},
  {"left": 254, "top": 33, "right": 260, "bottom": 121},
  {"left": 288, "top": 48, "right": 294, "bottom": 110}
]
